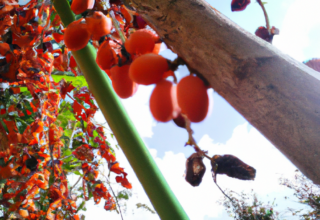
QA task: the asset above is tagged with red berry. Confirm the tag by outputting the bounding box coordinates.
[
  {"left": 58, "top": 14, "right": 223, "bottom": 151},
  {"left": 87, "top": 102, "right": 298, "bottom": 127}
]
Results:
[
  {"left": 96, "top": 40, "right": 118, "bottom": 70},
  {"left": 150, "top": 80, "right": 180, "bottom": 122},
  {"left": 110, "top": 65, "right": 138, "bottom": 99},
  {"left": 124, "top": 29, "right": 159, "bottom": 55},
  {"left": 71, "top": 0, "right": 94, "bottom": 15},
  {"left": 177, "top": 75, "right": 209, "bottom": 122},
  {"left": 129, "top": 53, "right": 168, "bottom": 85},
  {"left": 64, "top": 19, "right": 90, "bottom": 51},
  {"left": 85, "top": 12, "right": 112, "bottom": 40}
]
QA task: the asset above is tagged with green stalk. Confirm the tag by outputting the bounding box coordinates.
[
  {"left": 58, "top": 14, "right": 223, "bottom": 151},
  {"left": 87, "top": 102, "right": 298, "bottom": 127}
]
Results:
[{"left": 53, "top": 0, "right": 189, "bottom": 219}]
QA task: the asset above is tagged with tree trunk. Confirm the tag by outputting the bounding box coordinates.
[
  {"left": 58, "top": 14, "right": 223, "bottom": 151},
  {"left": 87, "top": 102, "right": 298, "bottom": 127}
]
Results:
[{"left": 132, "top": 0, "right": 320, "bottom": 184}]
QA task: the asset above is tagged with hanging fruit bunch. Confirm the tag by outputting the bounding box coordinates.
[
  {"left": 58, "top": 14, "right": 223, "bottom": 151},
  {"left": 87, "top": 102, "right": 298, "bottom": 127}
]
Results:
[{"left": 63, "top": 0, "right": 257, "bottom": 196}]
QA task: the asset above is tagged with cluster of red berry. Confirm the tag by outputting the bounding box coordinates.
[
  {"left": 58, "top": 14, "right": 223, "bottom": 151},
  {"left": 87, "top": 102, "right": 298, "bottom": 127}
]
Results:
[{"left": 64, "top": 0, "right": 210, "bottom": 124}]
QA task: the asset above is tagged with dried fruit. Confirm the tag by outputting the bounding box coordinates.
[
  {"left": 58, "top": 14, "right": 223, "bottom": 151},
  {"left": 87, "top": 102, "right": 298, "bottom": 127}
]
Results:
[
  {"left": 231, "top": 0, "right": 251, "bottom": 12},
  {"left": 304, "top": 58, "right": 320, "bottom": 72},
  {"left": 211, "top": 154, "right": 256, "bottom": 183},
  {"left": 255, "top": 26, "right": 279, "bottom": 43},
  {"left": 185, "top": 152, "right": 206, "bottom": 186}
]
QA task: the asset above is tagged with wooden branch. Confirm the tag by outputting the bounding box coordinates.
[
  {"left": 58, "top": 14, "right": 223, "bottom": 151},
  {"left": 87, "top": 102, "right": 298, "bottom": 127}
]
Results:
[{"left": 133, "top": 0, "right": 320, "bottom": 184}]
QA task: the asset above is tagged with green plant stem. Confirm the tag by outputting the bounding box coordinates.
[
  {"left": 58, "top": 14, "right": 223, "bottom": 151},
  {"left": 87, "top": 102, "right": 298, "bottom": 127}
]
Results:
[{"left": 53, "top": 0, "right": 189, "bottom": 219}]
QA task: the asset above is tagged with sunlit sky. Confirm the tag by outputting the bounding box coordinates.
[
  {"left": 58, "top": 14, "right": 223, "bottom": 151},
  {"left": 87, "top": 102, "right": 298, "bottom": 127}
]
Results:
[{"left": 84, "top": 0, "right": 320, "bottom": 219}]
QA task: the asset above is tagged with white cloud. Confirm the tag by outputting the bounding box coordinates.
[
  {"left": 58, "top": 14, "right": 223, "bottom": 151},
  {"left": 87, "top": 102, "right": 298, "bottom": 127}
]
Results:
[
  {"left": 94, "top": 85, "right": 155, "bottom": 138},
  {"left": 84, "top": 123, "right": 300, "bottom": 220},
  {"left": 120, "top": 85, "right": 156, "bottom": 138},
  {"left": 273, "top": 0, "right": 320, "bottom": 61}
]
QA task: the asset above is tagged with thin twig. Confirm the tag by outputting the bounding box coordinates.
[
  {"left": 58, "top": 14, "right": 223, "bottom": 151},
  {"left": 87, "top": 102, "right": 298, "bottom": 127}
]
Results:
[
  {"left": 182, "top": 114, "right": 211, "bottom": 160},
  {"left": 257, "top": 0, "right": 270, "bottom": 32},
  {"left": 214, "top": 181, "right": 234, "bottom": 204},
  {"left": 100, "top": 171, "right": 124, "bottom": 220},
  {"left": 69, "top": 175, "right": 82, "bottom": 196}
]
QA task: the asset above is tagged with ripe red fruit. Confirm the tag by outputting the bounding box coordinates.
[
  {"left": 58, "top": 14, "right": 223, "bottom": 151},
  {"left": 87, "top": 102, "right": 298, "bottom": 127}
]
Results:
[
  {"left": 64, "top": 19, "right": 90, "bottom": 51},
  {"left": 124, "top": 29, "right": 159, "bottom": 55},
  {"left": 129, "top": 53, "right": 168, "bottom": 85},
  {"left": 110, "top": 65, "right": 138, "bottom": 99},
  {"left": 96, "top": 40, "right": 118, "bottom": 70},
  {"left": 85, "top": 12, "right": 112, "bottom": 40},
  {"left": 177, "top": 75, "right": 209, "bottom": 122},
  {"left": 149, "top": 80, "right": 180, "bottom": 122},
  {"left": 71, "top": 0, "right": 94, "bottom": 15}
]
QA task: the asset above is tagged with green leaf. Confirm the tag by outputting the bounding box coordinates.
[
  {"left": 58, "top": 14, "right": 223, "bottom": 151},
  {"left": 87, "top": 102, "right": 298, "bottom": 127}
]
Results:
[
  {"left": 52, "top": 75, "right": 89, "bottom": 88},
  {"left": 74, "top": 170, "right": 83, "bottom": 176},
  {"left": 117, "top": 190, "right": 131, "bottom": 200},
  {"left": 76, "top": 201, "right": 86, "bottom": 213},
  {"left": 63, "top": 149, "right": 73, "bottom": 157}
]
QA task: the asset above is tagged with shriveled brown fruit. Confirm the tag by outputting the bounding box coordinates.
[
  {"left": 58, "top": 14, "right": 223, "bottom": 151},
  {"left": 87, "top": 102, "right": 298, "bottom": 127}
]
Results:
[
  {"left": 211, "top": 154, "right": 256, "bottom": 183},
  {"left": 185, "top": 152, "right": 206, "bottom": 187},
  {"left": 304, "top": 58, "right": 320, "bottom": 72},
  {"left": 255, "top": 26, "right": 279, "bottom": 43},
  {"left": 231, "top": 0, "right": 250, "bottom": 12}
]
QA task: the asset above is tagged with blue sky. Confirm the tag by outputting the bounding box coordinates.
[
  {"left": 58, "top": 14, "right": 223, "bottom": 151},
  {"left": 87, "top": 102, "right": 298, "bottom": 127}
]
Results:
[{"left": 87, "top": 0, "right": 320, "bottom": 219}]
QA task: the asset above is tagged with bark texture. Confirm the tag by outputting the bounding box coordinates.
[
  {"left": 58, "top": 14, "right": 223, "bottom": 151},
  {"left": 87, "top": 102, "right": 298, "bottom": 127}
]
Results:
[{"left": 132, "top": 0, "right": 320, "bottom": 184}]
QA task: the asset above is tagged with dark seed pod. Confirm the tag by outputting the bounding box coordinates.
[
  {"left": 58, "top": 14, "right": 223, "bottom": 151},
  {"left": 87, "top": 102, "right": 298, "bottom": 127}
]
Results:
[
  {"left": 185, "top": 152, "right": 206, "bottom": 186},
  {"left": 211, "top": 154, "right": 256, "bottom": 183}
]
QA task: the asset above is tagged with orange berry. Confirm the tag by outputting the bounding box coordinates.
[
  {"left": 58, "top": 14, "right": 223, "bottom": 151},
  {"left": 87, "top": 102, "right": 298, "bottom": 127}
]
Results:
[
  {"left": 71, "top": 0, "right": 94, "bottom": 15},
  {"left": 110, "top": 65, "right": 138, "bottom": 99},
  {"left": 96, "top": 40, "right": 118, "bottom": 70},
  {"left": 64, "top": 19, "right": 90, "bottom": 51},
  {"left": 150, "top": 80, "right": 180, "bottom": 122},
  {"left": 19, "top": 209, "right": 29, "bottom": 218},
  {"left": 177, "top": 75, "right": 209, "bottom": 122},
  {"left": 85, "top": 11, "right": 112, "bottom": 40},
  {"left": 129, "top": 53, "right": 168, "bottom": 85},
  {"left": 125, "top": 29, "right": 159, "bottom": 55}
]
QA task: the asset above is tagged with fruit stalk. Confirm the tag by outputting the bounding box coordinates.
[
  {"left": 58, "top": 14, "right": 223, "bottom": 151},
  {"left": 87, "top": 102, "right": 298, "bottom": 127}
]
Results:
[{"left": 53, "top": 0, "right": 189, "bottom": 219}]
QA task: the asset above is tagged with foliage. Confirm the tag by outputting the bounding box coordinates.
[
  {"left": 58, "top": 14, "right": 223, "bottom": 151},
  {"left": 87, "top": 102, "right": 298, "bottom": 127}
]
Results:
[
  {"left": 220, "top": 190, "right": 280, "bottom": 220},
  {"left": 0, "top": 0, "right": 132, "bottom": 219},
  {"left": 280, "top": 170, "right": 320, "bottom": 220}
]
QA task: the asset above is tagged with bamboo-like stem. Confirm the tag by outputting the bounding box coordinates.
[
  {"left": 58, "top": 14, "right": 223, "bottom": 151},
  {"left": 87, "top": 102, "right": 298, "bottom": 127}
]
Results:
[{"left": 53, "top": 0, "right": 188, "bottom": 219}]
